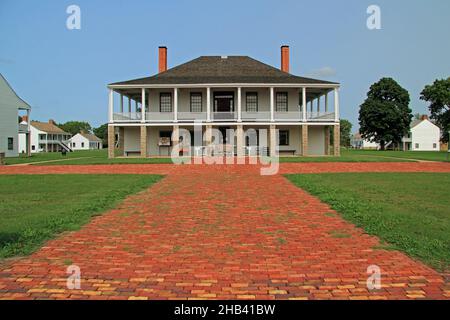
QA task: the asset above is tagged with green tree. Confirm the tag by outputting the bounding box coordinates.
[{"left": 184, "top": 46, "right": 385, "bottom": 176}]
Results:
[
  {"left": 93, "top": 123, "right": 109, "bottom": 147},
  {"left": 59, "top": 121, "right": 92, "bottom": 136},
  {"left": 358, "top": 78, "right": 412, "bottom": 150},
  {"left": 339, "top": 119, "right": 352, "bottom": 148},
  {"left": 420, "top": 77, "right": 450, "bottom": 143}
]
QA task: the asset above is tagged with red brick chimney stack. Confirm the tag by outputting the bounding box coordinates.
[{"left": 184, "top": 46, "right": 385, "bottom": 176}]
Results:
[
  {"left": 281, "top": 45, "right": 290, "bottom": 73},
  {"left": 158, "top": 46, "right": 167, "bottom": 73},
  {"left": 48, "top": 119, "right": 57, "bottom": 125},
  {"left": 22, "top": 115, "right": 28, "bottom": 123},
  {"left": 421, "top": 115, "right": 429, "bottom": 121}
]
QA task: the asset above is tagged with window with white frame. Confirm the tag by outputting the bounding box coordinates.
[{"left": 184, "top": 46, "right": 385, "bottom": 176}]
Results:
[
  {"left": 190, "top": 93, "right": 202, "bottom": 112},
  {"left": 246, "top": 92, "right": 258, "bottom": 112},
  {"left": 276, "top": 92, "right": 288, "bottom": 112},
  {"left": 160, "top": 93, "right": 172, "bottom": 112}
]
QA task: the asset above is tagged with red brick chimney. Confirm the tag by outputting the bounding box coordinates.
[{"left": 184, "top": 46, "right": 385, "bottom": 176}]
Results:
[
  {"left": 281, "top": 45, "right": 290, "bottom": 73},
  {"left": 421, "top": 115, "right": 429, "bottom": 121},
  {"left": 158, "top": 46, "right": 167, "bottom": 73},
  {"left": 22, "top": 115, "right": 28, "bottom": 123},
  {"left": 48, "top": 119, "right": 57, "bottom": 125}
]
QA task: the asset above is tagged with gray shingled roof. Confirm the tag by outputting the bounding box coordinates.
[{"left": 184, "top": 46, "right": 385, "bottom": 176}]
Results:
[{"left": 110, "top": 56, "right": 338, "bottom": 86}]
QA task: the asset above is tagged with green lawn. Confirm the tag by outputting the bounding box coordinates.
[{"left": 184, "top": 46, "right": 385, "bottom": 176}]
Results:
[
  {"left": 286, "top": 172, "right": 450, "bottom": 271},
  {"left": 347, "top": 150, "right": 449, "bottom": 162},
  {"left": 5, "top": 149, "right": 448, "bottom": 165},
  {"left": 5, "top": 149, "right": 106, "bottom": 165},
  {"left": 0, "top": 174, "right": 162, "bottom": 259}
]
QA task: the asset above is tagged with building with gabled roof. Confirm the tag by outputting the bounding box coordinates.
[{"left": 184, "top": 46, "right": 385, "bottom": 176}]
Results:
[
  {"left": 69, "top": 131, "right": 103, "bottom": 150},
  {"left": 0, "top": 73, "right": 31, "bottom": 157},
  {"left": 107, "top": 46, "right": 341, "bottom": 158}
]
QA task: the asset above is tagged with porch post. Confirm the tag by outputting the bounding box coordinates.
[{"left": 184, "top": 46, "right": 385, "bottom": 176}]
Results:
[
  {"left": 325, "top": 92, "right": 329, "bottom": 112},
  {"left": 270, "top": 87, "right": 274, "bottom": 122},
  {"left": 302, "top": 87, "right": 307, "bottom": 122},
  {"left": 135, "top": 100, "right": 138, "bottom": 112},
  {"left": 140, "top": 125, "right": 147, "bottom": 158},
  {"left": 26, "top": 109, "right": 31, "bottom": 156},
  {"left": 174, "top": 88, "right": 178, "bottom": 122},
  {"left": 324, "top": 126, "right": 330, "bottom": 155},
  {"left": 108, "top": 125, "right": 115, "bottom": 158},
  {"left": 173, "top": 125, "right": 180, "bottom": 156},
  {"left": 118, "top": 127, "right": 124, "bottom": 156},
  {"left": 108, "top": 88, "right": 114, "bottom": 123},
  {"left": 302, "top": 125, "right": 308, "bottom": 156},
  {"left": 317, "top": 96, "right": 320, "bottom": 112},
  {"left": 237, "top": 87, "right": 242, "bottom": 122},
  {"left": 236, "top": 124, "right": 244, "bottom": 157},
  {"left": 269, "top": 124, "right": 277, "bottom": 157},
  {"left": 333, "top": 124, "right": 340, "bottom": 156},
  {"left": 120, "top": 94, "right": 124, "bottom": 113},
  {"left": 206, "top": 87, "right": 211, "bottom": 122},
  {"left": 334, "top": 88, "right": 340, "bottom": 122},
  {"left": 141, "top": 88, "right": 146, "bottom": 123},
  {"left": 128, "top": 97, "right": 132, "bottom": 113}
]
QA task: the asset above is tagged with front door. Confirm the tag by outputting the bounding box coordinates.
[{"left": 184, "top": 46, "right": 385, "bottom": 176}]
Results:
[{"left": 214, "top": 92, "right": 234, "bottom": 120}]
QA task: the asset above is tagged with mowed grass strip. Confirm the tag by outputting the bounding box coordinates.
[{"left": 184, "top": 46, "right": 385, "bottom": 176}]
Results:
[
  {"left": 286, "top": 172, "right": 450, "bottom": 271},
  {"left": 0, "top": 174, "right": 162, "bottom": 258}
]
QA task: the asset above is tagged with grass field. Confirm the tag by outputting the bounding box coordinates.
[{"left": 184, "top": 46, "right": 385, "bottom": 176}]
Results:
[
  {"left": 0, "top": 174, "right": 162, "bottom": 259},
  {"left": 5, "top": 149, "right": 449, "bottom": 165},
  {"left": 286, "top": 172, "right": 450, "bottom": 271}
]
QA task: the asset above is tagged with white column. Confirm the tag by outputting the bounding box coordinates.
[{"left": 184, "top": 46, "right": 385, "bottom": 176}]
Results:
[
  {"left": 141, "top": 88, "right": 146, "bottom": 123},
  {"left": 206, "top": 87, "right": 211, "bottom": 122},
  {"left": 120, "top": 94, "right": 124, "bottom": 113},
  {"left": 302, "top": 87, "right": 307, "bottom": 122},
  {"left": 270, "top": 87, "right": 274, "bottom": 122},
  {"left": 108, "top": 88, "right": 114, "bottom": 123},
  {"left": 334, "top": 88, "right": 340, "bottom": 122},
  {"left": 237, "top": 87, "right": 242, "bottom": 122},
  {"left": 26, "top": 109, "right": 30, "bottom": 132},
  {"left": 325, "top": 92, "right": 328, "bottom": 113},
  {"left": 135, "top": 100, "right": 138, "bottom": 112},
  {"left": 174, "top": 88, "right": 178, "bottom": 122},
  {"left": 128, "top": 97, "right": 132, "bottom": 113},
  {"left": 317, "top": 96, "right": 320, "bottom": 113}
]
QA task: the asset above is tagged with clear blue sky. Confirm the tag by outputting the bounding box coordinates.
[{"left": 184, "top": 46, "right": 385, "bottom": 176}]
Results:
[{"left": 1, "top": 0, "right": 449, "bottom": 130}]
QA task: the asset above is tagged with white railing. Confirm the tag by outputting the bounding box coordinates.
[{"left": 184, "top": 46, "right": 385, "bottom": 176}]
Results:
[
  {"left": 113, "top": 112, "right": 142, "bottom": 121},
  {"left": 274, "top": 112, "right": 302, "bottom": 121},
  {"left": 306, "top": 111, "right": 335, "bottom": 121},
  {"left": 212, "top": 112, "right": 237, "bottom": 121},
  {"left": 178, "top": 112, "right": 207, "bottom": 121},
  {"left": 146, "top": 112, "right": 174, "bottom": 122},
  {"left": 241, "top": 111, "right": 270, "bottom": 121},
  {"left": 111, "top": 110, "right": 336, "bottom": 123}
]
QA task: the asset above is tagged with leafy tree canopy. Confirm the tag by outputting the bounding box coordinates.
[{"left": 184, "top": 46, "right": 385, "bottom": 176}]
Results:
[
  {"left": 58, "top": 121, "right": 92, "bottom": 136},
  {"left": 340, "top": 119, "right": 352, "bottom": 147},
  {"left": 420, "top": 77, "right": 450, "bottom": 142},
  {"left": 93, "top": 123, "right": 109, "bottom": 146},
  {"left": 359, "top": 78, "right": 412, "bottom": 150}
]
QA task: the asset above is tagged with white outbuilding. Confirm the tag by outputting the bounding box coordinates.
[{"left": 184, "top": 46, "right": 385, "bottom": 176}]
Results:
[
  {"left": 69, "top": 132, "right": 103, "bottom": 150},
  {"left": 402, "top": 116, "right": 440, "bottom": 151}
]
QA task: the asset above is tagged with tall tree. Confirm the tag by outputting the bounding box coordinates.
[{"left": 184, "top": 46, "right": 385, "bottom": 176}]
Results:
[
  {"left": 93, "top": 123, "right": 108, "bottom": 147},
  {"left": 420, "top": 77, "right": 450, "bottom": 143},
  {"left": 339, "top": 119, "right": 352, "bottom": 148},
  {"left": 358, "top": 78, "right": 412, "bottom": 150},
  {"left": 59, "top": 121, "right": 92, "bottom": 136}
]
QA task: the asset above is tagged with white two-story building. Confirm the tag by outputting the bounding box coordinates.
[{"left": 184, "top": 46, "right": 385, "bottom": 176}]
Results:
[{"left": 107, "top": 46, "right": 341, "bottom": 158}]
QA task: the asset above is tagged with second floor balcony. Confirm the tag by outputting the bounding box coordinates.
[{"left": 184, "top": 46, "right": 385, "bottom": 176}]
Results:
[{"left": 108, "top": 85, "right": 340, "bottom": 124}]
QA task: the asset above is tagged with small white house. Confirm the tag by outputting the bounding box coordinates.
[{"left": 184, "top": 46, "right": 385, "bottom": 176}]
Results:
[
  {"left": 69, "top": 132, "right": 103, "bottom": 150},
  {"left": 19, "top": 119, "right": 72, "bottom": 153},
  {"left": 402, "top": 116, "right": 440, "bottom": 151},
  {"left": 350, "top": 133, "right": 379, "bottom": 150}
]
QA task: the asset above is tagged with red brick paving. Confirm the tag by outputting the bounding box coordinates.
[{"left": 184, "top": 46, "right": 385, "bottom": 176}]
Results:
[{"left": 0, "top": 162, "right": 449, "bottom": 300}]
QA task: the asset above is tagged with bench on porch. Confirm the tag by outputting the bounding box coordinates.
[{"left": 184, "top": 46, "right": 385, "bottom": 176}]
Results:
[
  {"left": 278, "top": 149, "right": 297, "bottom": 156},
  {"left": 125, "top": 151, "right": 141, "bottom": 156}
]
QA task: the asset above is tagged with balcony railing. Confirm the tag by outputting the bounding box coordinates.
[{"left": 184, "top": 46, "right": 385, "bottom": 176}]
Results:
[{"left": 111, "top": 110, "right": 336, "bottom": 123}]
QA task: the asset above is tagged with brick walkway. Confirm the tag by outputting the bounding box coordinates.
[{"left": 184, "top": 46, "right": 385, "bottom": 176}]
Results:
[{"left": 0, "top": 162, "right": 449, "bottom": 300}]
